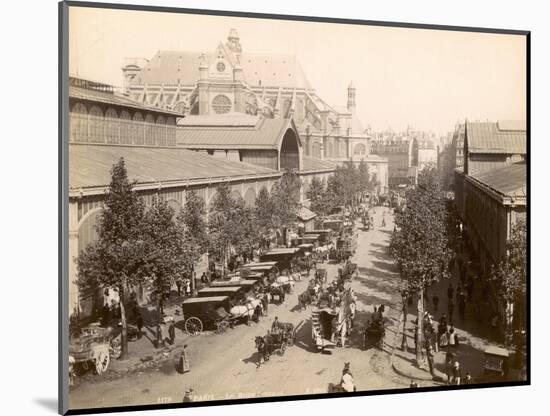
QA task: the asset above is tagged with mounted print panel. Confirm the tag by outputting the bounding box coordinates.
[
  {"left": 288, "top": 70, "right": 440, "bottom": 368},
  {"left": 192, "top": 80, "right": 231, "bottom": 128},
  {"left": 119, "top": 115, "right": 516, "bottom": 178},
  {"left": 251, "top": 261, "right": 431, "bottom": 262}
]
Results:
[{"left": 59, "top": 1, "right": 529, "bottom": 414}]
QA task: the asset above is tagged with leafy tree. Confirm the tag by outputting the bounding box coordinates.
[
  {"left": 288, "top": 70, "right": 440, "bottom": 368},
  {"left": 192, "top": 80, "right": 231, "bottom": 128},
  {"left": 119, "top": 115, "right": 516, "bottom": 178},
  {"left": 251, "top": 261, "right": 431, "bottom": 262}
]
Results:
[
  {"left": 491, "top": 219, "right": 527, "bottom": 349},
  {"left": 255, "top": 186, "right": 275, "bottom": 248},
  {"left": 308, "top": 177, "right": 333, "bottom": 217},
  {"left": 209, "top": 183, "right": 253, "bottom": 274},
  {"left": 390, "top": 168, "right": 452, "bottom": 366},
  {"left": 141, "top": 196, "right": 188, "bottom": 346},
  {"left": 270, "top": 170, "right": 301, "bottom": 229},
  {"left": 77, "top": 158, "right": 147, "bottom": 359}
]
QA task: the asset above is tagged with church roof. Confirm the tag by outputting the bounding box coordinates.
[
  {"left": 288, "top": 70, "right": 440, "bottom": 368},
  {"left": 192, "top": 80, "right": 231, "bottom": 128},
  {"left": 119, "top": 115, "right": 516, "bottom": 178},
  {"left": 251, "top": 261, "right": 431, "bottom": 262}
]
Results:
[
  {"left": 69, "top": 143, "right": 279, "bottom": 192},
  {"left": 131, "top": 50, "right": 312, "bottom": 90},
  {"left": 177, "top": 116, "right": 299, "bottom": 149}
]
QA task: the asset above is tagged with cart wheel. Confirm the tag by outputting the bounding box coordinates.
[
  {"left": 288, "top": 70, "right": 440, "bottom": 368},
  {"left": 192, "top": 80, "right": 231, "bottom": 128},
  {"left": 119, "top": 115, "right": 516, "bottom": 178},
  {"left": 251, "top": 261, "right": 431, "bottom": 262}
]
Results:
[
  {"left": 94, "top": 351, "right": 110, "bottom": 375},
  {"left": 216, "top": 321, "right": 230, "bottom": 334},
  {"left": 185, "top": 317, "right": 203, "bottom": 335}
]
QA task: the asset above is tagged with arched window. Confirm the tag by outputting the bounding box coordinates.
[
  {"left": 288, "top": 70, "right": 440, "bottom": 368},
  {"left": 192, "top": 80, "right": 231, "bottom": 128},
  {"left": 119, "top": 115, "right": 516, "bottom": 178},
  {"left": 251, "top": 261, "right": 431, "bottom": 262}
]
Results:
[
  {"left": 105, "top": 108, "right": 119, "bottom": 144},
  {"left": 212, "top": 95, "right": 231, "bottom": 114},
  {"left": 119, "top": 110, "right": 131, "bottom": 144},
  {"left": 156, "top": 115, "right": 166, "bottom": 146},
  {"left": 89, "top": 106, "right": 104, "bottom": 143},
  {"left": 70, "top": 103, "right": 88, "bottom": 142},
  {"left": 312, "top": 142, "right": 321, "bottom": 158},
  {"left": 144, "top": 114, "right": 155, "bottom": 145},
  {"left": 132, "top": 112, "right": 144, "bottom": 145},
  {"left": 166, "top": 117, "right": 176, "bottom": 146},
  {"left": 354, "top": 143, "right": 366, "bottom": 156}
]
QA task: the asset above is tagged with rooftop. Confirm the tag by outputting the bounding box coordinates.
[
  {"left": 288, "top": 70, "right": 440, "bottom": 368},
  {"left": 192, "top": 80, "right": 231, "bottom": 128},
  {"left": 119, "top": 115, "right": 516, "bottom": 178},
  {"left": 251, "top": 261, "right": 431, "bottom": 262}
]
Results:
[
  {"left": 129, "top": 49, "right": 312, "bottom": 89},
  {"left": 69, "top": 143, "right": 280, "bottom": 192},
  {"left": 177, "top": 116, "right": 298, "bottom": 149},
  {"left": 469, "top": 162, "right": 527, "bottom": 198},
  {"left": 466, "top": 121, "right": 526, "bottom": 154},
  {"left": 301, "top": 156, "right": 339, "bottom": 173},
  {"left": 69, "top": 85, "right": 182, "bottom": 116}
]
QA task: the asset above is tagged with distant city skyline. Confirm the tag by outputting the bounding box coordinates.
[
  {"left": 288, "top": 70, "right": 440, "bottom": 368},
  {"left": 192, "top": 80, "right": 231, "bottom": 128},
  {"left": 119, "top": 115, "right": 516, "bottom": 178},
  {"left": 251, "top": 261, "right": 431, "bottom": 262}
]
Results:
[{"left": 69, "top": 7, "right": 527, "bottom": 136}]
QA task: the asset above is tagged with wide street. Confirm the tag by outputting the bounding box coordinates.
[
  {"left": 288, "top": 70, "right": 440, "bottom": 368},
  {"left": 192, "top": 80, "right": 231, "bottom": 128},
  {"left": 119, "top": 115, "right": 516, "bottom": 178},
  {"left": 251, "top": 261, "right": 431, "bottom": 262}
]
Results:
[{"left": 69, "top": 207, "right": 411, "bottom": 410}]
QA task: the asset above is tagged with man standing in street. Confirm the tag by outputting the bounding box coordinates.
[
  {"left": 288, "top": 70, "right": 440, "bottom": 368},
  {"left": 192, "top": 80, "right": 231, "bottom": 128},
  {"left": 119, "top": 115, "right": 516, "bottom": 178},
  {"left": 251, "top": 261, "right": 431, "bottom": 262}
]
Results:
[{"left": 168, "top": 321, "right": 176, "bottom": 345}]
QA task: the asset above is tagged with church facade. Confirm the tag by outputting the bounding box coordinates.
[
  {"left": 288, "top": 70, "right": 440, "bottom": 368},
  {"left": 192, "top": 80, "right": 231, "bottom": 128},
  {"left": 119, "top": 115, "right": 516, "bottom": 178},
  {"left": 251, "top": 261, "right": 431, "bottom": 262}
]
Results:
[{"left": 122, "top": 29, "right": 388, "bottom": 193}]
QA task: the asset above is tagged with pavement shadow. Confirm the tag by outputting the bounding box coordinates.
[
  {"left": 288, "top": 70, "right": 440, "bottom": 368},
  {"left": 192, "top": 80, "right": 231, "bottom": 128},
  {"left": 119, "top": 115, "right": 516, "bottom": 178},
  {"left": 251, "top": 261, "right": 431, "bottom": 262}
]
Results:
[
  {"left": 242, "top": 351, "right": 262, "bottom": 367},
  {"left": 294, "top": 319, "right": 315, "bottom": 352}
]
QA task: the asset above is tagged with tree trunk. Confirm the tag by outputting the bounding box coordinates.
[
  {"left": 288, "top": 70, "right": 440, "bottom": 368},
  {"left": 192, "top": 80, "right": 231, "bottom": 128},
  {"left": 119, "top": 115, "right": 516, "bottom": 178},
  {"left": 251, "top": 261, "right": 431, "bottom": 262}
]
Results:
[
  {"left": 119, "top": 286, "right": 128, "bottom": 360},
  {"left": 415, "top": 290, "right": 424, "bottom": 367},
  {"left": 401, "top": 301, "right": 408, "bottom": 351},
  {"left": 156, "top": 296, "right": 162, "bottom": 348}
]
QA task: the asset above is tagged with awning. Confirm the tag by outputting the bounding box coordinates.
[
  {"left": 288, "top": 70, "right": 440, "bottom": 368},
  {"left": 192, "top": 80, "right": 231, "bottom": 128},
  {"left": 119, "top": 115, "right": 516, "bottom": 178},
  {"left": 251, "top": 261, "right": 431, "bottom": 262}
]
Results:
[{"left": 297, "top": 206, "right": 317, "bottom": 222}]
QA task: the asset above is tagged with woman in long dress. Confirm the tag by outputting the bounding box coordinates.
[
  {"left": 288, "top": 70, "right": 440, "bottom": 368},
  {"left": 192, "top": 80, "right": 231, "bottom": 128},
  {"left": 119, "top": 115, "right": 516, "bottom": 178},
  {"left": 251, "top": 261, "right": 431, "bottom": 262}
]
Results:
[{"left": 179, "top": 344, "right": 190, "bottom": 374}]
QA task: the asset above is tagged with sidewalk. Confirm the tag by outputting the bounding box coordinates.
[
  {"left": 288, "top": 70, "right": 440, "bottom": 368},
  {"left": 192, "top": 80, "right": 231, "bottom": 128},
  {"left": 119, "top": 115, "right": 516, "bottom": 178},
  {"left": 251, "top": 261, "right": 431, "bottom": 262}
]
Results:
[{"left": 388, "top": 260, "right": 508, "bottom": 384}]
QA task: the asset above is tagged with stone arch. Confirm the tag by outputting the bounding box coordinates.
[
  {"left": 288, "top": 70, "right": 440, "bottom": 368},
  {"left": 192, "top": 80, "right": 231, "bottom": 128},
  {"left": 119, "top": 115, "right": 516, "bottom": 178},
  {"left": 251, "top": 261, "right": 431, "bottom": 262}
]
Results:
[
  {"left": 78, "top": 207, "right": 103, "bottom": 253},
  {"left": 230, "top": 189, "right": 242, "bottom": 201},
  {"left": 243, "top": 187, "right": 256, "bottom": 208},
  {"left": 280, "top": 128, "right": 300, "bottom": 170}
]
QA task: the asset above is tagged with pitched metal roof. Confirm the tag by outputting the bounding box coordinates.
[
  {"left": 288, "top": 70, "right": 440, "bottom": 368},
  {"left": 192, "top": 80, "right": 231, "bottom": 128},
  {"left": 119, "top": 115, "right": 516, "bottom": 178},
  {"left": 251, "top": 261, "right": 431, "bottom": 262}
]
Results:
[
  {"left": 466, "top": 121, "right": 526, "bottom": 154},
  {"left": 301, "top": 156, "right": 339, "bottom": 173},
  {"left": 177, "top": 116, "right": 297, "bottom": 149},
  {"left": 469, "top": 162, "right": 527, "bottom": 198},
  {"left": 69, "top": 85, "right": 182, "bottom": 116},
  {"left": 131, "top": 50, "right": 312, "bottom": 89},
  {"left": 69, "top": 144, "right": 279, "bottom": 191}
]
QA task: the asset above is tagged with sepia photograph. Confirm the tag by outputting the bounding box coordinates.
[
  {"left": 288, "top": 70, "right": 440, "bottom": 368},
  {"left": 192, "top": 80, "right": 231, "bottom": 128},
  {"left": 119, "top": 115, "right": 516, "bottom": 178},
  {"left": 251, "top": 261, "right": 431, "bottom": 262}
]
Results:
[{"left": 60, "top": 2, "right": 529, "bottom": 414}]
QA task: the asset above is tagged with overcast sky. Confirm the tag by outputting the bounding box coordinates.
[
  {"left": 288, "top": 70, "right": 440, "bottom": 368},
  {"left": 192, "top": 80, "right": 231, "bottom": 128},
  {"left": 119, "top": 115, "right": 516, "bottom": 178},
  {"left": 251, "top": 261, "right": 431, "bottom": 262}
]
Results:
[{"left": 69, "top": 6, "right": 526, "bottom": 136}]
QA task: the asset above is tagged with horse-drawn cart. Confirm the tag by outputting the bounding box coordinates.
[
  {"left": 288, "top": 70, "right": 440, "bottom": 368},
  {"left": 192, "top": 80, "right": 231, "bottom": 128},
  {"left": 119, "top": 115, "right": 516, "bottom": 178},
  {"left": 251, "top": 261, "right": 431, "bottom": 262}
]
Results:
[
  {"left": 255, "top": 322, "right": 296, "bottom": 361},
  {"left": 69, "top": 325, "right": 114, "bottom": 375},
  {"left": 181, "top": 296, "right": 232, "bottom": 335}
]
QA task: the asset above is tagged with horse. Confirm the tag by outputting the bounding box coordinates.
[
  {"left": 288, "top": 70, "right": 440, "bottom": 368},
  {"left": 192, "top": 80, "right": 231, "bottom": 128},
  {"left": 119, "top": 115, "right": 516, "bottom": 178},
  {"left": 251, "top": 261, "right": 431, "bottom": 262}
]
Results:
[
  {"left": 298, "top": 291, "right": 313, "bottom": 311},
  {"left": 230, "top": 299, "right": 261, "bottom": 326}
]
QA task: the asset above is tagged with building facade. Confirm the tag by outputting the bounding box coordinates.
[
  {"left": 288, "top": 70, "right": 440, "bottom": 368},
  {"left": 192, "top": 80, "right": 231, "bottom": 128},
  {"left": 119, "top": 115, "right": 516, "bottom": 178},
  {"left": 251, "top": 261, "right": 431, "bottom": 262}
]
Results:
[{"left": 122, "top": 29, "right": 388, "bottom": 192}]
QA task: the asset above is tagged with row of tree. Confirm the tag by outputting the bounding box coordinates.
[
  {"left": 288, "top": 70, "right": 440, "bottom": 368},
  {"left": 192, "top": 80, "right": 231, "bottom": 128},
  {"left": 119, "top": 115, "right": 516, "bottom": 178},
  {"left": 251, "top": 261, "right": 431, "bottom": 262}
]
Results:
[
  {"left": 307, "top": 159, "right": 378, "bottom": 216},
  {"left": 389, "top": 168, "right": 453, "bottom": 365},
  {"left": 391, "top": 167, "right": 527, "bottom": 369},
  {"left": 76, "top": 158, "right": 302, "bottom": 359}
]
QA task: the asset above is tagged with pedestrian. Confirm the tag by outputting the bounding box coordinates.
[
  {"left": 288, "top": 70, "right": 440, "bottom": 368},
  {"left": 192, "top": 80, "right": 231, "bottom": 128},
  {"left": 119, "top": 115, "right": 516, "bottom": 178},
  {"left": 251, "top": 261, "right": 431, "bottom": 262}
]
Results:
[
  {"left": 178, "top": 345, "right": 190, "bottom": 374},
  {"left": 136, "top": 311, "right": 143, "bottom": 339},
  {"left": 176, "top": 279, "right": 182, "bottom": 296},
  {"left": 409, "top": 380, "right": 419, "bottom": 388},
  {"left": 451, "top": 359, "right": 461, "bottom": 385},
  {"left": 158, "top": 323, "right": 166, "bottom": 348},
  {"left": 168, "top": 321, "right": 176, "bottom": 345},
  {"left": 464, "top": 372, "right": 472, "bottom": 384},
  {"left": 185, "top": 279, "right": 191, "bottom": 297},
  {"left": 458, "top": 295, "right": 466, "bottom": 321},
  {"left": 447, "top": 284, "right": 454, "bottom": 301},
  {"left": 182, "top": 388, "right": 193, "bottom": 402},
  {"left": 448, "top": 299, "right": 455, "bottom": 323},
  {"left": 445, "top": 352, "right": 455, "bottom": 384},
  {"left": 432, "top": 295, "right": 439, "bottom": 312},
  {"left": 426, "top": 343, "right": 435, "bottom": 377},
  {"left": 448, "top": 327, "right": 458, "bottom": 348}
]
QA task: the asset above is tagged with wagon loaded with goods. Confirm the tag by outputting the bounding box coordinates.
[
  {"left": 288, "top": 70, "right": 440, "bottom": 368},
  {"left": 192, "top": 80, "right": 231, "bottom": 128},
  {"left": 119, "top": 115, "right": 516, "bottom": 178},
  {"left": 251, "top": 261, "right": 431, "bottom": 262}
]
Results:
[{"left": 69, "top": 324, "right": 115, "bottom": 375}]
